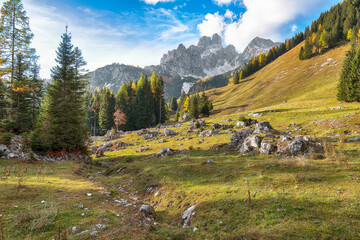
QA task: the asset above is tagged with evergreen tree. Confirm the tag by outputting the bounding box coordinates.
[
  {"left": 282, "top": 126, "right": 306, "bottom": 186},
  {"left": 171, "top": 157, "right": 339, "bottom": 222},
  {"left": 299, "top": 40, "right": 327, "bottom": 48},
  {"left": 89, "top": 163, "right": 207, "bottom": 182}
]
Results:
[
  {"left": 199, "top": 92, "right": 210, "bottom": 117},
  {"left": 134, "top": 75, "right": 153, "bottom": 129},
  {"left": 32, "top": 28, "right": 88, "bottom": 152},
  {"left": 150, "top": 73, "right": 167, "bottom": 124},
  {"left": 99, "top": 87, "right": 115, "bottom": 134},
  {"left": 346, "top": 45, "right": 360, "bottom": 101},
  {"left": 337, "top": 45, "right": 356, "bottom": 101},
  {"left": 169, "top": 96, "right": 178, "bottom": 111},
  {"left": 233, "top": 71, "right": 239, "bottom": 84},
  {"left": 0, "top": 0, "right": 36, "bottom": 120},
  {"left": 188, "top": 94, "right": 199, "bottom": 119}
]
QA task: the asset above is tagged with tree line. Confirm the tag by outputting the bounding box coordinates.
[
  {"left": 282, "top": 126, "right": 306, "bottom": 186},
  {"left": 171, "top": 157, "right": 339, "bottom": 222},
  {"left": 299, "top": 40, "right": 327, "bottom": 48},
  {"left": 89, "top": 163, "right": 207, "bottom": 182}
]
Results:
[
  {"left": 231, "top": 32, "right": 305, "bottom": 84},
  {"left": 0, "top": 0, "right": 89, "bottom": 154},
  {"left": 174, "top": 91, "right": 213, "bottom": 121},
  {"left": 299, "top": 0, "right": 360, "bottom": 60},
  {"left": 0, "top": 0, "right": 44, "bottom": 133},
  {"left": 85, "top": 72, "right": 167, "bottom": 135}
]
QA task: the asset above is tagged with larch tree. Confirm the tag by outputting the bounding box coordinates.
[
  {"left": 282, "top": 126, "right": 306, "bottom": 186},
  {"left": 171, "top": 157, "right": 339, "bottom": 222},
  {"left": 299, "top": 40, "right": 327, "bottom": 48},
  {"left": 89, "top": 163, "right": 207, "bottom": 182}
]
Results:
[{"left": 0, "top": 0, "right": 36, "bottom": 120}]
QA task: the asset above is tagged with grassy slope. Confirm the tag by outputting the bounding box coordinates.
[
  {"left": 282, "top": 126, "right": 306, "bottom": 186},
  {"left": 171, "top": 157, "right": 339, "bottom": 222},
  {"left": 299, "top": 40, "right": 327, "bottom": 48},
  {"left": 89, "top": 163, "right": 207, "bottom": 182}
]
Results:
[{"left": 1, "top": 43, "right": 360, "bottom": 239}]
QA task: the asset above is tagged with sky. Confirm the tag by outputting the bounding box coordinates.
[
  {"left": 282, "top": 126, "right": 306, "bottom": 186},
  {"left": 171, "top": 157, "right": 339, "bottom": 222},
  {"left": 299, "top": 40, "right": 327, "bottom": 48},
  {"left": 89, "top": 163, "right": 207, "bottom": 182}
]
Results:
[{"left": 0, "top": 0, "right": 340, "bottom": 78}]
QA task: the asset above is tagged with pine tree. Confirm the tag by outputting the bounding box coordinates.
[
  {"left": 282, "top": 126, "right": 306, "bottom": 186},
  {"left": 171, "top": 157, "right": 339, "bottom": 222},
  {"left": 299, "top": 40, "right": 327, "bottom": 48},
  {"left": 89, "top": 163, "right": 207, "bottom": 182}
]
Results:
[
  {"left": 0, "top": 0, "right": 36, "bottom": 120},
  {"left": 150, "top": 72, "right": 167, "bottom": 124},
  {"left": 233, "top": 71, "right": 240, "bottom": 84},
  {"left": 32, "top": 27, "right": 88, "bottom": 152}
]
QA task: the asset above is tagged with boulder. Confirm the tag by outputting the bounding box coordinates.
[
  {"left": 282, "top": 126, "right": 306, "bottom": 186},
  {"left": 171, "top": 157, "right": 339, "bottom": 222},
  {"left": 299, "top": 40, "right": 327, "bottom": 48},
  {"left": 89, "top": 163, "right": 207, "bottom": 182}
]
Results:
[
  {"left": 198, "top": 119, "right": 206, "bottom": 127},
  {"left": 237, "top": 121, "right": 245, "bottom": 128},
  {"left": 199, "top": 129, "right": 219, "bottom": 137},
  {"left": 140, "top": 204, "right": 154, "bottom": 215},
  {"left": 95, "top": 147, "right": 105, "bottom": 158},
  {"left": 253, "top": 122, "right": 274, "bottom": 134},
  {"left": 259, "top": 140, "right": 278, "bottom": 155},
  {"left": 138, "top": 147, "right": 149, "bottom": 152},
  {"left": 181, "top": 205, "right": 195, "bottom": 228},
  {"left": 159, "top": 147, "right": 173, "bottom": 156},
  {"left": 211, "top": 123, "right": 222, "bottom": 129},
  {"left": 280, "top": 139, "right": 307, "bottom": 156},
  {"left": 239, "top": 135, "right": 262, "bottom": 154},
  {"left": 347, "top": 136, "right": 360, "bottom": 142},
  {"left": 164, "top": 129, "right": 176, "bottom": 136},
  {"left": 182, "top": 113, "right": 190, "bottom": 122},
  {"left": 230, "top": 128, "right": 253, "bottom": 146},
  {"left": 0, "top": 144, "right": 9, "bottom": 154}
]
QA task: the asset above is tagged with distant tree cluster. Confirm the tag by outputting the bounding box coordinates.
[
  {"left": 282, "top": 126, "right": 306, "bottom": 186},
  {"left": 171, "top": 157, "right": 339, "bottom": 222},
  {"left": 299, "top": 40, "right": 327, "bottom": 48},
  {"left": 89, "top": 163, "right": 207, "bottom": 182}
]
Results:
[
  {"left": 175, "top": 91, "right": 213, "bottom": 121},
  {"left": 85, "top": 72, "right": 167, "bottom": 135},
  {"left": 231, "top": 33, "right": 304, "bottom": 83},
  {"left": 300, "top": 0, "right": 360, "bottom": 60}
]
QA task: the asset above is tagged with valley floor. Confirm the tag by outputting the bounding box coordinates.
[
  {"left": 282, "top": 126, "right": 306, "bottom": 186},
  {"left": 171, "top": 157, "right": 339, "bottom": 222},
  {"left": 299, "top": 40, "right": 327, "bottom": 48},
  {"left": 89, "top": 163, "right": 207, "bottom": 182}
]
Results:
[{"left": 1, "top": 99, "right": 360, "bottom": 239}]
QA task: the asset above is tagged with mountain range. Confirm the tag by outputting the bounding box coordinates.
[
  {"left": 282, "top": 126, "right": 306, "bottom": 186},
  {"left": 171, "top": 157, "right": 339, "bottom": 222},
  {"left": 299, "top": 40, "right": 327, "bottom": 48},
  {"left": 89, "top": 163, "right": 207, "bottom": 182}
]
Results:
[{"left": 89, "top": 34, "right": 280, "bottom": 99}]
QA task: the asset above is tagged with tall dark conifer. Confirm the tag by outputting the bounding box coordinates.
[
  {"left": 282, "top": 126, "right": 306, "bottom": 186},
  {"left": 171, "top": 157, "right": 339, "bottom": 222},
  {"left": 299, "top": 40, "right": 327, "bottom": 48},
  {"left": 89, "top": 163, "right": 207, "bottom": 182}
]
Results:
[{"left": 32, "top": 27, "right": 88, "bottom": 152}]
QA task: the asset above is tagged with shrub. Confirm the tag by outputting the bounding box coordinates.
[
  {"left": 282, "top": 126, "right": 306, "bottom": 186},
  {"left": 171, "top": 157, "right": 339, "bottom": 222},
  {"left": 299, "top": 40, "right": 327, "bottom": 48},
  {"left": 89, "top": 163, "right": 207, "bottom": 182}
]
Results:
[
  {"left": 189, "top": 146, "right": 194, "bottom": 150},
  {"left": 0, "top": 132, "right": 13, "bottom": 145},
  {"left": 195, "top": 120, "right": 201, "bottom": 129},
  {"left": 238, "top": 116, "right": 253, "bottom": 126},
  {"left": 0, "top": 150, "right": 3, "bottom": 157}
]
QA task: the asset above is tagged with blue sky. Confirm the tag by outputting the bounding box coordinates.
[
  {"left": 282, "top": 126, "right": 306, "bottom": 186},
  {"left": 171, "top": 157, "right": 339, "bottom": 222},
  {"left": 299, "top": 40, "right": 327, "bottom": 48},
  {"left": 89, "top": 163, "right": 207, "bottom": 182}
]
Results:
[{"left": 0, "top": 0, "right": 339, "bottom": 78}]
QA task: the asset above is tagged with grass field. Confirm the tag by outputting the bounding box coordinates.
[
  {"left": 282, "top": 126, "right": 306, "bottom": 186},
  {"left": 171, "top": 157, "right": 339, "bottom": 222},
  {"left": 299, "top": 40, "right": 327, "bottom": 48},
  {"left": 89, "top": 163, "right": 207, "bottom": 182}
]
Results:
[{"left": 1, "top": 42, "right": 360, "bottom": 239}]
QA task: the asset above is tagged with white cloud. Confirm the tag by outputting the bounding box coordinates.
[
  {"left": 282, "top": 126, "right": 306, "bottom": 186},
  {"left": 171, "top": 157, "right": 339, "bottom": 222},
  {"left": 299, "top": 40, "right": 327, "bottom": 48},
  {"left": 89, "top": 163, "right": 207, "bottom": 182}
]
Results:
[
  {"left": 292, "top": 24, "right": 298, "bottom": 32},
  {"left": 214, "top": 0, "right": 236, "bottom": 6},
  {"left": 224, "top": 10, "right": 235, "bottom": 20},
  {"left": 197, "top": 12, "right": 225, "bottom": 37},
  {"left": 142, "top": 0, "right": 174, "bottom": 5},
  {"left": 198, "top": 0, "right": 334, "bottom": 52}
]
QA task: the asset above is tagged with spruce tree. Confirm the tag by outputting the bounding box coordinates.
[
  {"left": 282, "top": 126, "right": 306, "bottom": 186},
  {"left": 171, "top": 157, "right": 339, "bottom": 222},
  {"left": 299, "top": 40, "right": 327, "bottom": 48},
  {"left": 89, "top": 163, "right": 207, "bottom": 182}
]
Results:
[
  {"left": 337, "top": 45, "right": 356, "bottom": 101},
  {"left": 150, "top": 73, "right": 167, "bottom": 124},
  {"left": 32, "top": 28, "right": 88, "bottom": 152},
  {"left": 188, "top": 94, "right": 199, "bottom": 119},
  {"left": 199, "top": 92, "right": 210, "bottom": 117},
  {"left": 233, "top": 71, "right": 240, "bottom": 84},
  {"left": 135, "top": 75, "right": 153, "bottom": 129},
  {"left": 346, "top": 45, "right": 360, "bottom": 101},
  {"left": 170, "top": 96, "right": 178, "bottom": 111},
  {"left": 99, "top": 87, "right": 115, "bottom": 134}
]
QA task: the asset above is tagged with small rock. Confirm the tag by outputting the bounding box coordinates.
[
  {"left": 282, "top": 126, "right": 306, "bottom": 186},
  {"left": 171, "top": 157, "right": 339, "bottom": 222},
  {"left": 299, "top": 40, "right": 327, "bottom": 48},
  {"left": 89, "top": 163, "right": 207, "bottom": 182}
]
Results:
[
  {"left": 225, "top": 119, "right": 232, "bottom": 122},
  {"left": 331, "top": 106, "right": 344, "bottom": 110},
  {"left": 96, "top": 224, "right": 107, "bottom": 230},
  {"left": 72, "top": 226, "right": 78, "bottom": 234},
  {"left": 347, "top": 136, "right": 360, "bottom": 142},
  {"left": 164, "top": 129, "right": 176, "bottom": 136},
  {"left": 90, "top": 231, "right": 98, "bottom": 236},
  {"left": 140, "top": 204, "right": 154, "bottom": 215},
  {"left": 182, "top": 205, "right": 195, "bottom": 228},
  {"left": 87, "top": 193, "right": 92, "bottom": 197},
  {"left": 206, "top": 159, "right": 214, "bottom": 164},
  {"left": 193, "top": 227, "right": 198, "bottom": 232},
  {"left": 41, "top": 200, "right": 46, "bottom": 204}
]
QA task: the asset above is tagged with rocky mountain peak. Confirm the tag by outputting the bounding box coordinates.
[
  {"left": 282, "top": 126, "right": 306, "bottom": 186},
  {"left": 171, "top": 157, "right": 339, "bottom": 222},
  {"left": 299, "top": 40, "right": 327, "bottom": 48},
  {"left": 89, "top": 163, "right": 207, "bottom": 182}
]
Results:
[{"left": 197, "top": 33, "right": 223, "bottom": 49}]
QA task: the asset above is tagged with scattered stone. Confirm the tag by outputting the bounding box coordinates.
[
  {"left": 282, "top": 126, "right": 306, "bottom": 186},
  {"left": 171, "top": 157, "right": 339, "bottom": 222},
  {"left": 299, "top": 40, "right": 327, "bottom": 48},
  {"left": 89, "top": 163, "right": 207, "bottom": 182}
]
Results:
[
  {"left": 248, "top": 112, "right": 263, "bottom": 118},
  {"left": 72, "top": 226, "right": 78, "bottom": 234},
  {"left": 164, "top": 129, "right": 176, "bottom": 136},
  {"left": 182, "top": 113, "right": 190, "bottom": 122},
  {"left": 138, "top": 147, "right": 149, "bottom": 152},
  {"left": 95, "top": 147, "right": 105, "bottom": 158},
  {"left": 259, "top": 140, "right": 278, "bottom": 155},
  {"left": 331, "top": 106, "right": 344, "bottom": 110},
  {"left": 87, "top": 193, "right": 92, "bottom": 197},
  {"left": 101, "top": 129, "right": 124, "bottom": 141},
  {"left": 90, "top": 231, "right": 98, "bottom": 236},
  {"left": 253, "top": 122, "right": 274, "bottom": 134},
  {"left": 140, "top": 205, "right": 154, "bottom": 215},
  {"left": 159, "top": 147, "right": 173, "bottom": 156},
  {"left": 200, "top": 129, "right": 219, "bottom": 137},
  {"left": 193, "top": 227, "right": 198, "bottom": 232},
  {"left": 211, "top": 123, "right": 222, "bottom": 129},
  {"left": 78, "top": 230, "right": 89, "bottom": 235},
  {"left": 96, "top": 224, "right": 107, "bottom": 230},
  {"left": 347, "top": 136, "right": 360, "bottom": 142},
  {"left": 230, "top": 128, "right": 253, "bottom": 146},
  {"left": 182, "top": 205, "right": 195, "bottom": 228},
  {"left": 239, "top": 135, "right": 262, "bottom": 154},
  {"left": 225, "top": 118, "right": 233, "bottom": 122},
  {"left": 175, "top": 123, "right": 181, "bottom": 127},
  {"left": 41, "top": 200, "right": 46, "bottom": 204},
  {"left": 206, "top": 159, "right": 214, "bottom": 164}
]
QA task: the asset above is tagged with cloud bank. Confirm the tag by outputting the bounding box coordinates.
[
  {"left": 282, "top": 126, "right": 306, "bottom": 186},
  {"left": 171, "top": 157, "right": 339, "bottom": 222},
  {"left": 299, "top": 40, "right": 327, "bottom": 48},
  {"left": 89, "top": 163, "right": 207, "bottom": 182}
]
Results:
[{"left": 199, "top": 0, "right": 333, "bottom": 52}]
